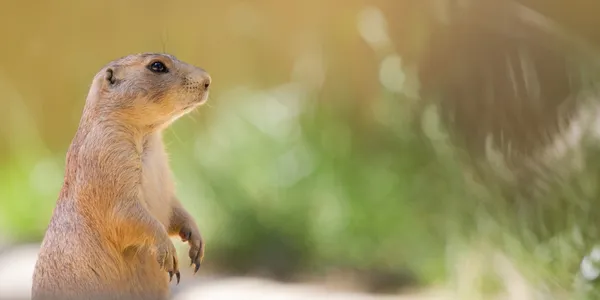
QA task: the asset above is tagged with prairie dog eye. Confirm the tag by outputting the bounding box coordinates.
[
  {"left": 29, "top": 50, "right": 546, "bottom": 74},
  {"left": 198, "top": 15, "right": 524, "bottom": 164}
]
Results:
[{"left": 148, "top": 61, "right": 168, "bottom": 73}]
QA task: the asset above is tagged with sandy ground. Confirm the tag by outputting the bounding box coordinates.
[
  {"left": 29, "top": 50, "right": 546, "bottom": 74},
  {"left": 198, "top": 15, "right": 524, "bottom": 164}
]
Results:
[{"left": 0, "top": 244, "right": 450, "bottom": 300}]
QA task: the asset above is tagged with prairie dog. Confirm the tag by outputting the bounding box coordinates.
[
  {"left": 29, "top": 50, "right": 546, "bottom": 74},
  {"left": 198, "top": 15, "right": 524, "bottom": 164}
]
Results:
[{"left": 31, "top": 53, "right": 210, "bottom": 300}]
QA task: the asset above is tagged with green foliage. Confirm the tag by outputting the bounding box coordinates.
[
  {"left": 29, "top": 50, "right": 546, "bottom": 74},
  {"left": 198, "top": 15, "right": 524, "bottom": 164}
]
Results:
[{"left": 165, "top": 85, "right": 454, "bottom": 285}]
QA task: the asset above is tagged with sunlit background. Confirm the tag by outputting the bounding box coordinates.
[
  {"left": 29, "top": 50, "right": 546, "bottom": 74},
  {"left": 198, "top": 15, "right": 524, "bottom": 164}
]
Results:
[{"left": 4, "top": 0, "right": 600, "bottom": 299}]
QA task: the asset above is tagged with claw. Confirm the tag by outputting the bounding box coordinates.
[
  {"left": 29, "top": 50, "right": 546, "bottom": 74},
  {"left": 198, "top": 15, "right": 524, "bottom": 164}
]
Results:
[
  {"left": 176, "top": 271, "right": 181, "bottom": 284},
  {"left": 194, "top": 262, "right": 201, "bottom": 274},
  {"left": 169, "top": 271, "right": 173, "bottom": 282}
]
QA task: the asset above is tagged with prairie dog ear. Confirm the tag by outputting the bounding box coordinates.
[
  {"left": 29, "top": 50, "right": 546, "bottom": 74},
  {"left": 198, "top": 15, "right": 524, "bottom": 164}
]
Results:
[{"left": 105, "top": 67, "right": 116, "bottom": 85}]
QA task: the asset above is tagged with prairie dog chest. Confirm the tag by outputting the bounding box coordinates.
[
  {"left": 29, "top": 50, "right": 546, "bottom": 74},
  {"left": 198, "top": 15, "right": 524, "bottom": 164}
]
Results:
[{"left": 140, "top": 134, "right": 174, "bottom": 227}]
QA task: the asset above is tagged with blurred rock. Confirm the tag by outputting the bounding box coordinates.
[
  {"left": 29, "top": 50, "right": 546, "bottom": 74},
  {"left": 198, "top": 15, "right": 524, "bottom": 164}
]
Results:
[
  {"left": 173, "top": 277, "right": 448, "bottom": 300},
  {"left": 0, "top": 244, "right": 39, "bottom": 300},
  {"left": 0, "top": 244, "right": 448, "bottom": 300}
]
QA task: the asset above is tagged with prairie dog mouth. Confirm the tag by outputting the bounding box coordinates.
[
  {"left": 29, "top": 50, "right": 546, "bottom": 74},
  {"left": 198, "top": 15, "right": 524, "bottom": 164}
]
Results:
[
  {"left": 198, "top": 91, "right": 209, "bottom": 104},
  {"left": 184, "top": 98, "right": 205, "bottom": 110}
]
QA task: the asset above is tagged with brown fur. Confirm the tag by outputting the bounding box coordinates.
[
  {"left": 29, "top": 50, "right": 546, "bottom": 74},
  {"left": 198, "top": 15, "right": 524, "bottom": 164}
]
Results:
[{"left": 31, "top": 53, "right": 210, "bottom": 300}]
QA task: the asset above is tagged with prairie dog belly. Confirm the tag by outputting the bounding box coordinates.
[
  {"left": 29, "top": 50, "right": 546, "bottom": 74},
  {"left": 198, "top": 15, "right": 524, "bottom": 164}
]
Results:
[{"left": 141, "top": 133, "right": 174, "bottom": 227}]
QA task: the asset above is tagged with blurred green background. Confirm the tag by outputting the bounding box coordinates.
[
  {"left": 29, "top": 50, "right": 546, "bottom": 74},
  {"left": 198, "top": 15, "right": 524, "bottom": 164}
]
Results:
[{"left": 5, "top": 0, "right": 600, "bottom": 298}]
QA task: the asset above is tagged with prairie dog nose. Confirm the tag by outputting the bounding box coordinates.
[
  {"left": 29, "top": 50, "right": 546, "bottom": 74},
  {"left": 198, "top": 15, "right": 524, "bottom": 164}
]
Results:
[
  {"left": 193, "top": 69, "right": 211, "bottom": 91},
  {"left": 203, "top": 74, "right": 211, "bottom": 90}
]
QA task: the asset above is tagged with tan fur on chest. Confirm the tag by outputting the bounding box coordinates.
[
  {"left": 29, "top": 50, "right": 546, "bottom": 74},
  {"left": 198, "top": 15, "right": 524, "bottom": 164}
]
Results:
[{"left": 140, "top": 133, "right": 174, "bottom": 227}]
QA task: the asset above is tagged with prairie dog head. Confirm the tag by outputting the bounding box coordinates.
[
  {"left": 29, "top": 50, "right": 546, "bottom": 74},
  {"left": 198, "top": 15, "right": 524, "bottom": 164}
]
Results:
[{"left": 87, "top": 53, "right": 211, "bottom": 130}]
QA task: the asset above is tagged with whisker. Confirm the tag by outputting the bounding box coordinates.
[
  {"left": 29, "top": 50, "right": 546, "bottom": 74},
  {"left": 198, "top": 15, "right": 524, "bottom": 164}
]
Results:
[
  {"left": 161, "top": 28, "right": 169, "bottom": 53},
  {"left": 204, "top": 95, "right": 217, "bottom": 109},
  {"left": 187, "top": 112, "right": 199, "bottom": 124},
  {"left": 168, "top": 126, "right": 184, "bottom": 145}
]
